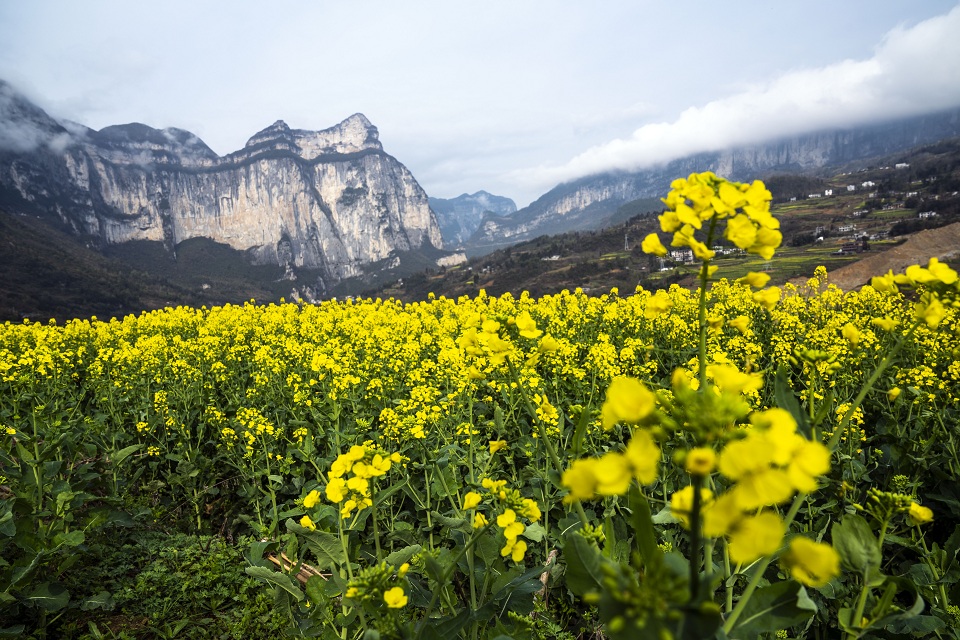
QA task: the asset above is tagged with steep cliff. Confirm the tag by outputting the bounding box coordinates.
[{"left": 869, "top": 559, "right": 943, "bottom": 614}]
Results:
[
  {"left": 0, "top": 81, "right": 443, "bottom": 292},
  {"left": 467, "top": 109, "right": 960, "bottom": 254},
  {"left": 429, "top": 190, "right": 516, "bottom": 245}
]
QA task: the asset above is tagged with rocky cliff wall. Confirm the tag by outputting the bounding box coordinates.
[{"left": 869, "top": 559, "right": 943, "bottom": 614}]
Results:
[{"left": 0, "top": 82, "right": 443, "bottom": 290}]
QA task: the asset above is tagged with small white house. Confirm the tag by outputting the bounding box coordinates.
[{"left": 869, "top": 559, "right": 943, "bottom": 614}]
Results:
[
  {"left": 846, "top": 185, "right": 857, "bottom": 192},
  {"left": 808, "top": 193, "right": 822, "bottom": 199},
  {"left": 895, "top": 163, "right": 910, "bottom": 169},
  {"left": 918, "top": 211, "right": 938, "bottom": 219},
  {"left": 862, "top": 181, "right": 876, "bottom": 188}
]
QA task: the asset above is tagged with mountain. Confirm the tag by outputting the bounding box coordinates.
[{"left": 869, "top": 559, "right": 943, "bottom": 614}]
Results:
[
  {"left": 465, "top": 109, "right": 960, "bottom": 255},
  {"left": 0, "top": 80, "right": 446, "bottom": 295},
  {"left": 429, "top": 190, "right": 516, "bottom": 245}
]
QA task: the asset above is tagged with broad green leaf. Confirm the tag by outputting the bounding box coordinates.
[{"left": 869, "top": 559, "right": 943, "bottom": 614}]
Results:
[
  {"left": 563, "top": 532, "right": 607, "bottom": 596},
  {"left": 832, "top": 514, "right": 882, "bottom": 580},
  {"left": 305, "top": 574, "right": 328, "bottom": 604},
  {"left": 728, "top": 581, "right": 817, "bottom": 639},
  {"left": 416, "top": 608, "right": 472, "bottom": 640},
  {"left": 81, "top": 590, "right": 115, "bottom": 611},
  {"left": 774, "top": 366, "right": 811, "bottom": 438},
  {"left": 0, "top": 511, "right": 14, "bottom": 537},
  {"left": 54, "top": 530, "right": 85, "bottom": 548},
  {"left": 244, "top": 566, "right": 304, "bottom": 602},
  {"left": 521, "top": 522, "right": 546, "bottom": 543},
  {"left": 429, "top": 511, "right": 470, "bottom": 531},
  {"left": 628, "top": 486, "right": 662, "bottom": 569},
  {"left": 110, "top": 444, "right": 143, "bottom": 465},
  {"left": 24, "top": 582, "right": 70, "bottom": 612},
  {"left": 300, "top": 530, "right": 346, "bottom": 571},
  {"left": 385, "top": 544, "right": 422, "bottom": 567},
  {"left": 0, "top": 625, "right": 25, "bottom": 638}
]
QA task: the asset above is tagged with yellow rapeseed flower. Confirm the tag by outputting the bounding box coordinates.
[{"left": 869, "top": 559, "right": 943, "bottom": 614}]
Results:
[
  {"left": 728, "top": 511, "right": 785, "bottom": 564},
  {"left": 299, "top": 515, "right": 317, "bottom": 531},
  {"left": 383, "top": 586, "right": 408, "bottom": 608},
  {"left": 624, "top": 430, "right": 661, "bottom": 484},
  {"left": 908, "top": 502, "right": 934, "bottom": 525},
  {"left": 753, "top": 287, "right": 781, "bottom": 311},
  {"left": 685, "top": 447, "right": 717, "bottom": 476},
  {"left": 515, "top": 311, "right": 542, "bottom": 339},
  {"left": 707, "top": 364, "right": 763, "bottom": 394},
  {"left": 462, "top": 491, "right": 482, "bottom": 510},
  {"left": 303, "top": 489, "right": 320, "bottom": 509},
  {"left": 783, "top": 537, "right": 840, "bottom": 587},
  {"left": 601, "top": 376, "right": 656, "bottom": 430},
  {"left": 641, "top": 233, "right": 668, "bottom": 257},
  {"left": 740, "top": 272, "right": 770, "bottom": 288},
  {"left": 489, "top": 440, "right": 508, "bottom": 454},
  {"left": 841, "top": 323, "right": 861, "bottom": 347},
  {"left": 670, "top": 485, "right": 714, "bottom": 529}
]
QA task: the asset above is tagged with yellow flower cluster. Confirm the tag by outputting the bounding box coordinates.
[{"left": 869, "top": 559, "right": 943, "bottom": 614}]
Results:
[
  {"left": 325, "top": 443, "right": 402, "bottom": 520},
  {"left": 668, "top": 408, "right": 831, "bottom": 564},
  {"left": 462, "top": 477, "right": 542, "bottom": 563},
  {"left": 644, "top": 171, "right": 781, "bottom": 262}
]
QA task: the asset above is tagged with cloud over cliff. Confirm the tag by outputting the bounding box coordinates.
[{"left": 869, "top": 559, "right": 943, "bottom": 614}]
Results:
[{"left": 515, "top": 6, "right": 960, "bottom": 190}]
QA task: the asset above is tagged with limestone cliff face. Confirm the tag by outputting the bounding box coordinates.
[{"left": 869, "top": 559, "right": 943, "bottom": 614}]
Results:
[
  {"left": 0, "top": 82, "right": 442, "bottom": 288},
  {"left": 467, "top": 109, "right": 960, "bottom": 254},
  {"left": 429, "top": 190, "right": 516, "bottom": 245}
]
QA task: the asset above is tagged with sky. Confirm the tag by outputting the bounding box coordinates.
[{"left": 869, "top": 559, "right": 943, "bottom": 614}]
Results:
[{"left": 1, "top": 1, "right": 959, "bottom": 208}]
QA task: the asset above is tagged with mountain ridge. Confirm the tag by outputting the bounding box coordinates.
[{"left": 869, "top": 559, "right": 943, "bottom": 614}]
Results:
[
  {"left": 466, "top": 108, "right": 960, "bottom": 255},
  {"left": 0, "top": 79, "right": 447, "bottom": 295}
]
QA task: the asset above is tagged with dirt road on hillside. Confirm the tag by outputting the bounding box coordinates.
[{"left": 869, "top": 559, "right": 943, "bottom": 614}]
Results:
[{"left": 796, "top": 221, "right": 960, "bottom": 291}]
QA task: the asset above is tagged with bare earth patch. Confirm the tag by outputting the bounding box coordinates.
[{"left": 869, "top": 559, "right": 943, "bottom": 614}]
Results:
[{"left": 794, "top": 222, "right": 960, "bottom": 291}]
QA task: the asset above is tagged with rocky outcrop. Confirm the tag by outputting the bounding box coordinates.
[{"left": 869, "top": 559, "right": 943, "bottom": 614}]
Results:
[
  {"left": 466, "top": 109, "right": 960, "bottom": 254},
  {"left": 429, "top": 191, "right": 516, "bottom": 246},
  {"left": 0, "top": 80, "right": 443, "bottom": 291}
]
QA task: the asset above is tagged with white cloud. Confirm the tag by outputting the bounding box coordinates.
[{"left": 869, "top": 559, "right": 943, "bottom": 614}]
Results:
[{"left": 514, "top": 5, "right": 960, "bottom": 191}]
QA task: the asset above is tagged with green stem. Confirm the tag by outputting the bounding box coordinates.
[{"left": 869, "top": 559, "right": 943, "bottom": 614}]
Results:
[
  {"left": 422, "top": 523, "right": 494, "bottom": 621},
  {"left": 826, "top": 322, "right": 917, "bottom": 453},
  {"left": 509, "top": 359, "right": 591, "bottom": 528},
  {"left": 689, "top": 474, "right": 704, "bottom": 603}
]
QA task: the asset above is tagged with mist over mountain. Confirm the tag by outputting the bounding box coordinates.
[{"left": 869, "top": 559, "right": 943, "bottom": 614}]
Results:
[{"left": 466, "top": 108, "right": 960, "bottom": 255}]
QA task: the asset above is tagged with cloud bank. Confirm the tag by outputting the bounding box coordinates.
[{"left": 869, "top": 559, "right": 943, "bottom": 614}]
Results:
[{"left": 515, "top": 6, "right": 960, "bottom": 190}]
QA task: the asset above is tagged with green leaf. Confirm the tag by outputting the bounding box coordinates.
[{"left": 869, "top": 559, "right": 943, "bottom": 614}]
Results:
[
  {"left": 300, "top": 529, "right": 347, "bottom": 572},
  {"left": 521, "top": 522, "right": 546, "bottom": 543},
  {"left": 562, "top": 532, "right": 607, "bottom": 596},
  {"left": 0, "top": 511, "right": 14, "bottom": 537},
  {"left": 385, "top": 544, "right": 422, "bottom": 567},
  {"left": 111, "top": 444, "right": 143, "bottom": 465},
  {"left": 81, "top": 591, "right": 115, "bottom": 611},
  {"left": 728, "top": 581, "right": 817, "bottom": 639},
  {"left": 24, "top": 582, "right": 70, "bottom": 612},
  {"left": 53, "top": 530, "right": 85, "bottom": 548},
  {"left": 0, "top": 625, "right": 25, "bottom": 638},
  {"left": 571, "top": 401, "right": 593, "bottom": 456},
  {"left": 883, "top": 614, "right": 946, "bottom": 635},
  {"left": 429, "top": 511, "right": 470, "bottom": 531},
  {"left": 416, "top": 608, "right": 472, "bottom": 640},
  {"left": 774, "top": 366, "right": 811, "bottom": 438},
  {"left": 305, "top": 574, "right": 328, "bottom": 604},
  {"left": 247, "top": 539, "right": 279, "bottom": 567},
  {"left": 832, "top": 514, "right": 882, "bottom": 580},
  {"left": 628, "top": 486, "right": 663, "bottom": 569},
  {"left": 244, "top": 566, "right": 304, "bottom": 602},
  {"left": 373, "top": 479, "right": 407, "bottom": 507}
]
